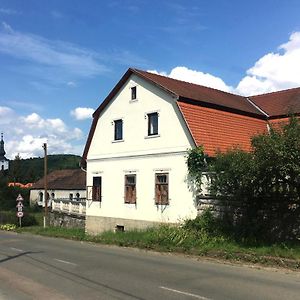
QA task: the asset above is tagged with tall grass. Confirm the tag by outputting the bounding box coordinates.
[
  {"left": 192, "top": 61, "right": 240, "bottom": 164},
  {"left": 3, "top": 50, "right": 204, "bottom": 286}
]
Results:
[{"left": 14, "top": 210, "right": 300, "bottom": 268}]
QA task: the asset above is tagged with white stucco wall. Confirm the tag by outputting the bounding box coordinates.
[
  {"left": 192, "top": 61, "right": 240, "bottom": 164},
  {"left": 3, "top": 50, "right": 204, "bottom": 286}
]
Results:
[
  {"left": 86, "top": 74, "right": 197, "bottom": 228},
  {"left": 0, "top": 160, "right": 9, "bottom": 171},
  {"left": 30, "top": 189, "right": 86, "bottom": 206}
]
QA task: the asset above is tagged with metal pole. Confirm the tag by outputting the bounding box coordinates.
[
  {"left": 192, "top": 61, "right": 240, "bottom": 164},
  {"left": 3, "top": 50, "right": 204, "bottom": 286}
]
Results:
[{"left": 43, "top": 143, "right": 48, "bottom": 228}]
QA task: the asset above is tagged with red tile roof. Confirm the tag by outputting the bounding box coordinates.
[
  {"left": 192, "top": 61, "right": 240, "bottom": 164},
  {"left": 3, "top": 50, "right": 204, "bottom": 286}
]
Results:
[
  {"left": 31, "top": 169, "right": 86, "bottom": 190},
  {"left": 250, "top": 87, "right": 300, "bottom": 117},
  {"left": 178, "top": 102, "right": 267, "bottom": 155},
  {"left": 82, "top": 68, "right": 300, "bottom": 160},
  {"left": 134, "top": 69, "right": 264, "bottom": 117}
]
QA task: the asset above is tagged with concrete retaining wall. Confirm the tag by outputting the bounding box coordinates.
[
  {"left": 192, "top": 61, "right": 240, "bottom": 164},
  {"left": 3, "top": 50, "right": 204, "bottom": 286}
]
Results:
[{"left": 86, "top": 215, "right": 167, "bottom": 235}]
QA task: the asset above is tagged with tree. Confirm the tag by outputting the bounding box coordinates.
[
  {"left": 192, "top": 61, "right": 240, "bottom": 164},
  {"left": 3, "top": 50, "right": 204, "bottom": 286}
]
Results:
[
  {"left": 10, "top": 153, "right": 22, "bottom": 183},
  {"left": 187, "top": 116, "right": 300, "bottom": 242}
]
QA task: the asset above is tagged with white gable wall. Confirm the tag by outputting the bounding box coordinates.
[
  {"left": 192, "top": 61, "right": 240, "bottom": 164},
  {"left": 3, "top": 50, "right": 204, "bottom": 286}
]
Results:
[{"left": 86, "top": 74, "right": 197, "bottom": 234}]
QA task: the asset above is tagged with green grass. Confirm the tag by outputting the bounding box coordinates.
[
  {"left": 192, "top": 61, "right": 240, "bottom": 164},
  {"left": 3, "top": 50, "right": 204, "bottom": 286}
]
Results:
[
  {"left": 15, "top": 223, "right": 300, "bottom": 269},
  {"left": 17, "top": 226, "right": 86, "bottom": 240},
  {"left": 9, "top": 210, "right": 300, "bottom": 270}
]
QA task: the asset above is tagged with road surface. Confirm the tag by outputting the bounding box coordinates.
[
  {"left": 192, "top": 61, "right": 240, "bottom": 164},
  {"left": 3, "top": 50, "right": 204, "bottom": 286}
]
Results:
[{"left": 0, "top": 231, "right": 299, "bottom": 299}]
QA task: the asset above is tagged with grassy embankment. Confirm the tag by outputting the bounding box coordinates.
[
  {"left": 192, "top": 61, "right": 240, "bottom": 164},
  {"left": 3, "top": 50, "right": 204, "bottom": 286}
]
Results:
[{"left": 11, "top": 211, "right": 300, "bottom": 270}]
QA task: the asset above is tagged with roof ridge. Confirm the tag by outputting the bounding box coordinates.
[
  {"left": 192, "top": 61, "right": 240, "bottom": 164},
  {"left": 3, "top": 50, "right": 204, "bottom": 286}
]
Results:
[
  {"left": 132, "top": 68, "right": 245, "bottom": 99},
  {"left": 249, "top": 86, "right": 300, "bottom": 98}
]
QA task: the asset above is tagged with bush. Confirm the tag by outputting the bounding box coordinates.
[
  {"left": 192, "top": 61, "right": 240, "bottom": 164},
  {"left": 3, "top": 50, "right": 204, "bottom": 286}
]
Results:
[
  {"left": 183, "top": 209, "right": 220, "bottom": 235},
  {"left": 0, "top": 211, "right": 38, "bottom": 227},
  {"left": 187, "top": 116, "right": 300, "bottom": 242}
]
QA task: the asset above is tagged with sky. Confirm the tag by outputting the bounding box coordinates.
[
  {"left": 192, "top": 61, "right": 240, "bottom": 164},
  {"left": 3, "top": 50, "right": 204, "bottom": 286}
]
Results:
[{"left": 0, "top": 0, "right": 300, "bottom": 159}]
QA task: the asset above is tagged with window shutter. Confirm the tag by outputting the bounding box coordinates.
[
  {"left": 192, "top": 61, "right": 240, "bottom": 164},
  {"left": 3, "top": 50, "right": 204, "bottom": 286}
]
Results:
[
  {"left": 155, "top": 173, "right": 169, "bottom": 205},
  {"left": 125, "top": 175, "right": 136, "bottom": 204}
]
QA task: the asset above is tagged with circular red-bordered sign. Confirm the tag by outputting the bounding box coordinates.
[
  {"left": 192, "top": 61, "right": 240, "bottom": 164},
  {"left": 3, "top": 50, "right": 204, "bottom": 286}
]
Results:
[{"left": 16, "top": 211, "right": 24, "bottom": 218}]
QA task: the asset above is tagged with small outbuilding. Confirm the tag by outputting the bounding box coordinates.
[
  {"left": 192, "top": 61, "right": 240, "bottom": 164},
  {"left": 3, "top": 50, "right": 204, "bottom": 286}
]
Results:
[{"left": 30, "top": 169, "right": 86, "bottom": 207}]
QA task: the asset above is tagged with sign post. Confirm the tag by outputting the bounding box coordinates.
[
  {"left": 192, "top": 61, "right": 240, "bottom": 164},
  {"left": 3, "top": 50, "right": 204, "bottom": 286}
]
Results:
[{"left": 16, "top": 194, "right": 24, "bottom": 227}]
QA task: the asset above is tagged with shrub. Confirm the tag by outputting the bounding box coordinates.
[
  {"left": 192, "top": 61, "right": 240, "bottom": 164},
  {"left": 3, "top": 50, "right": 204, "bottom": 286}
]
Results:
[
  {"left": 0, "top": 224, "right": 16, "bottom": 231},
  {"left": 0, "top": 211, "right": 38, "bottom": 227},
  {"left": 187, "top": 116, "right": 300, "bottom": 242}
]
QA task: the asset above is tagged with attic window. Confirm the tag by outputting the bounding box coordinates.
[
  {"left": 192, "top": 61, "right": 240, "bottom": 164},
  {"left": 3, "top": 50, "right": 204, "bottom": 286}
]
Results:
[
  {"left": 131, "top": 86, "right": 137, "bottom": 100},
  {"left": 148, "top": 112, "right": 158, "bottom": 136},
  {"left": 114, "top": 119, "right": 123, "bottom": 141}
]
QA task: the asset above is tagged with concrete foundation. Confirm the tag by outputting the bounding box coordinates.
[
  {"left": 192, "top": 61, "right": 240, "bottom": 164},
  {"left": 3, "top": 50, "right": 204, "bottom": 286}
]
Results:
[{"left": 86, "top": 215, "right": 164, "bottom": 235}]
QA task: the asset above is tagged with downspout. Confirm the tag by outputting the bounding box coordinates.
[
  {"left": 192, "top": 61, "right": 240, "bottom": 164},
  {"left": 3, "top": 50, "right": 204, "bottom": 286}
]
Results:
[{"left": 246, "top": 97, "right": 270, "bottom": 132}]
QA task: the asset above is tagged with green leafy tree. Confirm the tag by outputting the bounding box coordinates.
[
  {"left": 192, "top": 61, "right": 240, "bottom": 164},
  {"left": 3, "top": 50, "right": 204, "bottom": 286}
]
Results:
[{"left": 187, "top": 116, "right": 300, "bottom": 242}]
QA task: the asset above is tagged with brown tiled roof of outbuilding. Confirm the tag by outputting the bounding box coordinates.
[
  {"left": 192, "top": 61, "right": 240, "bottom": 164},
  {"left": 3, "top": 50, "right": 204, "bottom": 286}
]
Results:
[
  {"left": 250, "top": 87, "right": 300, "bottom": 117},
  {"left": 31, "top": 169, "right": 86, "bottom": 190}
]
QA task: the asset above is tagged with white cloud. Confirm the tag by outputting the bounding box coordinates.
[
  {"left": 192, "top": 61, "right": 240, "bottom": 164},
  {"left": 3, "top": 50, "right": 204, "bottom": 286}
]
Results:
[
  {"left": 149, "top": 32, "right": 300, "bottom": 96},
  {"left": 0, "top": 106, "right": 16, "bottom": 124},
  {"left": 149, "top": 66, "right": 233, "bottom": 92},
  {"left": 1, "top": 108, "right": 83, "bottom": 159},
  {"left": 0, "top": 22, "right": 107, "bottom": 78},
  {"left": 0, "top": 8, "right": 20, "bottom": 15},
  {"left": 71, "top": 107, "right": 94, "bottom": 120},
  {"left": 67, "top": 81, "right": 76, "bottom": 87},
  {"left": 236, "top": 32, "right": 300, "bottom": 95}
]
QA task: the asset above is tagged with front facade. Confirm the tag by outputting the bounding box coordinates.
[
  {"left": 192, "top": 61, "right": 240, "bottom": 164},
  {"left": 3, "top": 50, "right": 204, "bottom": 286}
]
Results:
[
  {"left": 85, "top": 74, "right": 197, "bottom": 234},
  {"left": 83, "top": 68, "right": 300, "bottom": 235}
]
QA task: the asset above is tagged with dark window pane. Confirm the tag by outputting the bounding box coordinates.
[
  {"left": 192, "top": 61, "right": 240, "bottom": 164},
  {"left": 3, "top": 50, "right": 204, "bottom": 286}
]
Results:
[
  {"left": 114, "top": 119, "right": 123, "bottom": 140},
  {"left": 92, "top": 176, "right": 102, "bottom": 201},
  {"left": 148, "top": 112, "right": 158, "bottom": 136},
  {"left": 131, "top": 86, "right": 137, "bottom": 100}
]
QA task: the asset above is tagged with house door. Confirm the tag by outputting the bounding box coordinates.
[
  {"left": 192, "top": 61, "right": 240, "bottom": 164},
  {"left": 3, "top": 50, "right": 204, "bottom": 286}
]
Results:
[{"left": 92, "top": 176, "right": 102, "bottom": 201}]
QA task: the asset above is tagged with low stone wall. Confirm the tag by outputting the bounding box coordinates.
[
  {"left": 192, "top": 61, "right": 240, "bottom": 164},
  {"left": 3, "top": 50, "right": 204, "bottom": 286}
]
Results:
[
  {"left": 197, "top": 195, "right": 242, "bottom": 216},
  {"left": 50, "top": 212, "right": 85, "bottom": 229}
]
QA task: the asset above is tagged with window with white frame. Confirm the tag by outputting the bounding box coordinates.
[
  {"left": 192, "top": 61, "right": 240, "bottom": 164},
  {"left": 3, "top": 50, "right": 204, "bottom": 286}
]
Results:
[
  {"left": 155, "top": 173, "right": 169, "bottom": 205},
  {"left": 92, "top": 176, "right": 102, "bottom": 201},
  {"left": 124, "top": 174, "right": 136, "bottom": 204},
  {"left": 147, "top": 112, "right": 158, "bottom": 136},
  {"left": 114, "top": 119, "right": 123, "bottom": 141},
  {"left": 131, "top": 86, "right": 137, "bottom": 100}
]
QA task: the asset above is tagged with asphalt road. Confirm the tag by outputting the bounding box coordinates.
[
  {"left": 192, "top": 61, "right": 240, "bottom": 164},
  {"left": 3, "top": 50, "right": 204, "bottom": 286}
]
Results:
[{"left": 0, "top": 231, "right": 299, "bottom": 300}]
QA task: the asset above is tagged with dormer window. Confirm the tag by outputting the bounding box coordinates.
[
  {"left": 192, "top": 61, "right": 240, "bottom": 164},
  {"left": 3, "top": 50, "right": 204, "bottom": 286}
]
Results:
[
  {"left": 148, "top": 112, "right": 158, "bottom": 136},
  {"left": 114, "top": 119, "right": 123, "bottom": 141},
  {"left": 131, "top": 86, "right": 137, "bottom": 100}
]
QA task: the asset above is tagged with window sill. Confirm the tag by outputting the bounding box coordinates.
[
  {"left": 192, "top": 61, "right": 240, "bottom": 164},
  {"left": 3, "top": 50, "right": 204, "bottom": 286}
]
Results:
[
  {"left": 112, "top": 139, "right": 124, "bottom": 143},
  {"left": 145, "top": 134, "right": 160, "bottom": 139}
]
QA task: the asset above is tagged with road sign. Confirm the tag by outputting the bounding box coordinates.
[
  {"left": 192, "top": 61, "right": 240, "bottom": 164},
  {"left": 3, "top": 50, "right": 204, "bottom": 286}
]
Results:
[
  {"left": 17, "top": 207, "right": 23, "bottom": 212},
  {"left": 16, "top": 202, "right": 24, "bottom": 208},
  {"left": 16, "top": 211, "right": 24, "bottom": 218},
  {"left": 16, "top": 194, "right": 24, "bottom": 201}
]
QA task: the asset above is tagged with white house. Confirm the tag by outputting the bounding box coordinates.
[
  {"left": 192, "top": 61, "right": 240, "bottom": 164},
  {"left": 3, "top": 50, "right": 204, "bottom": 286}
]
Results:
[
  {"left": 82, "top": 68, "right": 300, "bottom": 235},
  {"left": 30, "top": 169, "right": 86, "bottom": 207}
]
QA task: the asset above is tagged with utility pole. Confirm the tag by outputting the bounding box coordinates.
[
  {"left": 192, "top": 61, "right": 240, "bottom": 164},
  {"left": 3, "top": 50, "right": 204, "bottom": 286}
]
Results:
[{"left": 43, "top": 143, "right": 48, "bottom": 228}]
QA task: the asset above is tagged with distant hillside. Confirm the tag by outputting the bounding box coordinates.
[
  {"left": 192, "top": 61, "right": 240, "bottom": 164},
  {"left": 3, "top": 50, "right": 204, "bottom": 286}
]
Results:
[{"left": 7, "top": 154, "right": 82, "bottom": 184}]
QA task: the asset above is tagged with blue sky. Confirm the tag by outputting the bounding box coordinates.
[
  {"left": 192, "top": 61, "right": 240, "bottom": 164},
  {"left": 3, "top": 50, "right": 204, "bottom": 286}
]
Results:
[{"left": 0, "top": 0, "right": 300, "bottom": 158}]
